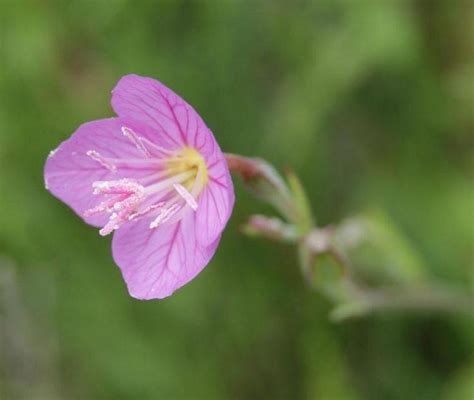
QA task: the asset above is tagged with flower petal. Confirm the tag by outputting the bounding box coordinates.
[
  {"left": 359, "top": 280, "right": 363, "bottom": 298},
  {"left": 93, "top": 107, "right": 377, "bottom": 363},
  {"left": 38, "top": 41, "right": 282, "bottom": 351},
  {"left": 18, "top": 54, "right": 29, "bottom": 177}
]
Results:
[
  {"left": 44, "top": 117, "right": 158, "bottom": 227},
  {"left": 112, "top": 212, "right": 219, "bottom": 300},
  {"left": 195, "top": 156, "right": 235, "bottom": 246},
  {"left": 111, "top": 74, "right": 216, "bottom": 157}
]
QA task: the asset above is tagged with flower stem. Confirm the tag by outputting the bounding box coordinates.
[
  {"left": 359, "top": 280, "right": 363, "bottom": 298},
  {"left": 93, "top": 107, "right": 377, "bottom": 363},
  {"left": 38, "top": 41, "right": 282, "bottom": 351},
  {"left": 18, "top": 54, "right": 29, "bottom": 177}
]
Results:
[{"left": 330, "top": 283, "right": 474, "bottom": 321}]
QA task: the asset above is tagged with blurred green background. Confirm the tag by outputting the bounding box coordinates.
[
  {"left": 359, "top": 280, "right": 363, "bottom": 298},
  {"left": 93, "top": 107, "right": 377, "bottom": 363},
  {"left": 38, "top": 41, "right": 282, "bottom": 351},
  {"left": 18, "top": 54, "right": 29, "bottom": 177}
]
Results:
[{"left": 0, "top": 0, "right": 473, "bottom": 399}]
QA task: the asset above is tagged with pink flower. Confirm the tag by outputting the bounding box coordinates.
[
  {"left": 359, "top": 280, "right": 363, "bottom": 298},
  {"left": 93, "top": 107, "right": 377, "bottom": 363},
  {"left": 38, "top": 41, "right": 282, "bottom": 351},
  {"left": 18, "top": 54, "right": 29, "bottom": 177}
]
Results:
[{"left": 45, "top": 75, "right": 234, "bottom": 299}]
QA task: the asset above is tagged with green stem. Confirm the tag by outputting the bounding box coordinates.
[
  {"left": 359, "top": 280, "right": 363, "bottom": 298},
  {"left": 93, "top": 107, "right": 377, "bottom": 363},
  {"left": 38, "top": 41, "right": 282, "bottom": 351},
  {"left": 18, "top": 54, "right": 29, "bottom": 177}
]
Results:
[{"left": 330, "top": 283, "right": 473, "bottom": 321}]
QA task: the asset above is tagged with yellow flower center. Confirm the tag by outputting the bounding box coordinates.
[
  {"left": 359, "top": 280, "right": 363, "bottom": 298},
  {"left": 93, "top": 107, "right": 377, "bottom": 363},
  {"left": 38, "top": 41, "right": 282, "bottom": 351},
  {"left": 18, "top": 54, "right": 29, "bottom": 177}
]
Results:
[{"left": 166, "top": 147, "right": 208, "bottom": 191}]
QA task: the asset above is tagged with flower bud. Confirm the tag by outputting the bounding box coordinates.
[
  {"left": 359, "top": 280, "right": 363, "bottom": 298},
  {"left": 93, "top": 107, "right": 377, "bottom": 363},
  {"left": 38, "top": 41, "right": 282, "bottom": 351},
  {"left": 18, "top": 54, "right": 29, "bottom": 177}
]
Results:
[
  {"left": 242, "top": 214, "right": 298, "bottom": 242},
  {"left": 225, "top": 154, "right": 295, "bottom": 220}
]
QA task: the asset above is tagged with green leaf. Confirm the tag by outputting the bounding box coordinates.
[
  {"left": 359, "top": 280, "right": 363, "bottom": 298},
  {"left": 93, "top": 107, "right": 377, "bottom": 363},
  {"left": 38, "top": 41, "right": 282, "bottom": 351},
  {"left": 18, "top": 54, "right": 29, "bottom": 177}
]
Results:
[
  {"left": 286, "top": 170, "right": 314, "bottom": 234},
  {"left": 335, "top": 209, "right": 427, "bottom": 284}
]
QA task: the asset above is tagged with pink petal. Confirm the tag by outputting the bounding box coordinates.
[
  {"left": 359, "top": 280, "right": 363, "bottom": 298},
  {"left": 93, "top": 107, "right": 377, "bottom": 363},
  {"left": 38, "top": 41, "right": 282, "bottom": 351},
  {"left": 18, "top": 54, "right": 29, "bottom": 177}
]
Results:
[
  {"left": 44, "top": 118, "right": 158, "bottom": 227},
  {"left": 111, "top": 74, "right": 235, "bottom": 245},
  {"left": 195, "top": 156, "right": 235, "bottom": 246},
  {"left": 112, "top": 212, "right": 219, "bottom": 299},
  {"left": 111, "top": 74, "right": 216, "bottom": 157}
]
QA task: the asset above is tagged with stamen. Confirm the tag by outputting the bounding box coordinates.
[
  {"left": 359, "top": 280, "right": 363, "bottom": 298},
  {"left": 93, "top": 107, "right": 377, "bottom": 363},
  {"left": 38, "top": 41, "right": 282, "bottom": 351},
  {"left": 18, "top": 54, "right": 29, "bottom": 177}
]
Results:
[
  {"left": 122, "top": 126, "right": 151, "bottom": 158},
  {"left": 99, "top": 213, "right": 121, "bottom": 236},
  {"left": 112, "top": 192, "right": 144, "bottom": 212},
  {"left": 84, "top": 195, "right": 127, "bottom": 216},
  {"left": 149, "top": 204, "right": 181, "bottom": 229},
  {"left": 128, "top": 202, "right": 165, "bottom": 221},
  {"left": 156, "top": 166, "right": 205, "bottom": 226},
  {"left": 86, "top": 150, "right": 117, "bottom": 172},
  {"left": 139, "top": 170, "right": 171, "bottom": 185},
  {"left": 104, "top": 157, "right": 166, "bottom": 169},
  {"left": 92, "top": 179, "right": 144, "bottom": 195},
  {"left": 145, "top": 170, "right": 195, "bottom": 194},
  {"left": 173, "top": 183, "right": 198, "bottom": 211},
  {"left": 88, "top": 149, "right": 165, "bottom": 171},
  {"left": 138, "top": 137, "right": 177, "bottom": 156},
  {"left": 84, "top": 178, "right": 148, "bottom": 235}
]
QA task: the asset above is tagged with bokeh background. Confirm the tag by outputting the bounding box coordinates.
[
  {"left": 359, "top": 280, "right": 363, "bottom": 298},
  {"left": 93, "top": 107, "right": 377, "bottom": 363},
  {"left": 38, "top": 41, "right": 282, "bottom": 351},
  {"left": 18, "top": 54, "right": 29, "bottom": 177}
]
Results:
[{"left": 0, "top": 1, "right": 473, "bottom": 399}]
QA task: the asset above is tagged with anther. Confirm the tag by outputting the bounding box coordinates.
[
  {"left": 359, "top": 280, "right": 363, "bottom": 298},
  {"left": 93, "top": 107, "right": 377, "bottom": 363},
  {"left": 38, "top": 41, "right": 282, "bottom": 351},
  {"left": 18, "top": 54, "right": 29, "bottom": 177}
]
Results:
[
  {"left": 173, "top": 183, "right": 198, "bottom": 211},
  {"left": 86, "top": 150, "right": 117, "bottom": 172},
  {"left": 92, "top": 179, "right": 144, "bottom": 195},
  {"left": 128, "top": 202, "right": 165, "bottom": 221},
  {"left": 121, "top": 126, "right": 151, "bottom": 158},
  {"left": 149, "top": 204, "right": 181, "bottom": 229}
]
